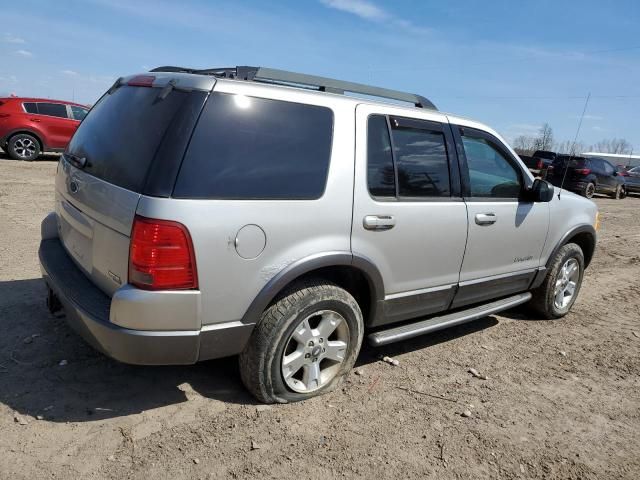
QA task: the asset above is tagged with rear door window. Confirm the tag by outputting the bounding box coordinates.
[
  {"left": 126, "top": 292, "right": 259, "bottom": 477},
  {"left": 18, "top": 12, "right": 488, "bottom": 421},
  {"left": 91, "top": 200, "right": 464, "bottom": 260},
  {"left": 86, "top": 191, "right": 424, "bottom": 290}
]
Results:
[
  {"left": 66, "top": 85, "right": 206, "bottom": 192},
  {"left": 37, "top": 102, "right": 68, "bottom": 118},
  {"left": 23, "top": 102, "right": 38, "bottom": 114},
  {"left": 367, "top": 115, "right": 395, "bottom": 198},
  {"left": 391, "top": 123, "right": 451, "bottom": 198},
  {"left": 174, "top": 92, "right": 334, "bottom": 200}
]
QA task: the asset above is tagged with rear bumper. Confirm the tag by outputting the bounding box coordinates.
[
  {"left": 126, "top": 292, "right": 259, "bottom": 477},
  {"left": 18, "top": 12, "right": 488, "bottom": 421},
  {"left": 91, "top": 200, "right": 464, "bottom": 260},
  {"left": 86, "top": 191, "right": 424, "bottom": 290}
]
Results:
[{"left": 39, "top": 236, "right": 254, "bottom": 365}]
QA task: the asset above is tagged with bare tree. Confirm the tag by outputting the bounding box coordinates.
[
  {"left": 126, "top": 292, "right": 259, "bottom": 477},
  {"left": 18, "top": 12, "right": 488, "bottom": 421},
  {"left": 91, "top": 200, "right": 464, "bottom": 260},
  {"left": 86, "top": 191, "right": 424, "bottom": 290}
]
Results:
[
  {"left": 533, "top": 123, "right": 554, "bottom": 151},
  {"left": 590, "top": 138, "right": 633, "bottom": 154},
  {"left": 555, "top": 140, "right": 586, "bottom": 155},
  {"left": 512, "top": 135, "right": 536, "bottom": 155}
]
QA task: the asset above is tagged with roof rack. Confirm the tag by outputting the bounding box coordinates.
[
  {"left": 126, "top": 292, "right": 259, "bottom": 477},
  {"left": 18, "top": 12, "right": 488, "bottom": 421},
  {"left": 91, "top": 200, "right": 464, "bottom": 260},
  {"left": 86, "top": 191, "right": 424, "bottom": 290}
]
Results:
[{"left": 150, "top": 65, "right": 437, "bottom": 110}]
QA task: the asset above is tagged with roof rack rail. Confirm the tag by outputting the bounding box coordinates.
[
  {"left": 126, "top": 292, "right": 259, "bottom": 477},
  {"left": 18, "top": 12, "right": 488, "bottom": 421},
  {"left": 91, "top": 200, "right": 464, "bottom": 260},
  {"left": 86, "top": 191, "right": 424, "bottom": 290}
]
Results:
[{"left": 150, "top": 65, "right": 437, "bottom": 110}]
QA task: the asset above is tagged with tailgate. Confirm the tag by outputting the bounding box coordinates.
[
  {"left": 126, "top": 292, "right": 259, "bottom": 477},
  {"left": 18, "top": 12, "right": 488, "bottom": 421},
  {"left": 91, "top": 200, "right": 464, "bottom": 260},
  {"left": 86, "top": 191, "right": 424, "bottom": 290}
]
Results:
[
  {"left": 56, "top": 158, "right": 139, "bottom": 296},
  {"left": 55, "top": 76, "right": 212, "bottom": 296}
]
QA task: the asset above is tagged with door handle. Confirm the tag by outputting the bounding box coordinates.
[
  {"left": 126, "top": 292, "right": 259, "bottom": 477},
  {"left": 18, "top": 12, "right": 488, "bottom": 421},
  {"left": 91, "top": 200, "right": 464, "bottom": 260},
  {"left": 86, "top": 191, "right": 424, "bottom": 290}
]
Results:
[
  {"left": 475, "top": 213, "right": 497, "bottom": 225},
  {"left": 363, "top": 215, "right": 395, "bottom": 231}
]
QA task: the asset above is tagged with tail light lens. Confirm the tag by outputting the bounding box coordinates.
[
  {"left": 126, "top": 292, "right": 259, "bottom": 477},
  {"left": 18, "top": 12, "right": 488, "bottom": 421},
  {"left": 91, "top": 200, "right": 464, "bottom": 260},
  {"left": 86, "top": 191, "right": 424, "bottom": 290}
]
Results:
[
  {"left": 575, "top": 168, "right": 591, "bottom": 175},
  {"left": 129, "top": 216, "right": 198, "bottom": 290},
  {"left": 537, "top": 159, "right": 543, "bottom": 170}
]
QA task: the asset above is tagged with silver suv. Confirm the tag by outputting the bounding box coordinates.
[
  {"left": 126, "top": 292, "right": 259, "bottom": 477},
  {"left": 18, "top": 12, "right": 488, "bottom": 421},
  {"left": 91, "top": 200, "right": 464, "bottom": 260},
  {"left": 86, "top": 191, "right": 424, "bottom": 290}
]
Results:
[{"left": 39, "top": 66, "right": 598, "bottom": 403}]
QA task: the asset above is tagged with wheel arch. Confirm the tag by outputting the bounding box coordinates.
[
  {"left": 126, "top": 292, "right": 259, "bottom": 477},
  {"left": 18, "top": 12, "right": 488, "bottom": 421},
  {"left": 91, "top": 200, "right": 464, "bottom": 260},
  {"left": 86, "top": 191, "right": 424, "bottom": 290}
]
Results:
[
  {"left": 546, "top": 225, "right": 596, "bottom": 270},
  {"left": 241, "top": 252, "right": 385, "bottom": 328},
  {"left": 5, "top": 129, "right": 46, "bottom": 151}
]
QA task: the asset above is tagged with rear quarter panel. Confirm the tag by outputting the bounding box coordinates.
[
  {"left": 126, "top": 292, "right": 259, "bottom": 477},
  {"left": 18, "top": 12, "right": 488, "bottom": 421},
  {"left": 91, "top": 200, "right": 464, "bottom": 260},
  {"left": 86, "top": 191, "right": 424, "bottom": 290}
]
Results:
[{"left": 136, "top": 83, "right": 357, "bottom": 327}]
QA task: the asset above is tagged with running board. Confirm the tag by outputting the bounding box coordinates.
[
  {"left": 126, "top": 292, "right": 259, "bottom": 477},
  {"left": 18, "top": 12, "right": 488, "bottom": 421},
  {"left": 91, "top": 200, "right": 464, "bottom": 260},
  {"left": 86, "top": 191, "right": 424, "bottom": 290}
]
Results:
[{"left": 367, "top": 292, "right": 532, "bottom": 347}]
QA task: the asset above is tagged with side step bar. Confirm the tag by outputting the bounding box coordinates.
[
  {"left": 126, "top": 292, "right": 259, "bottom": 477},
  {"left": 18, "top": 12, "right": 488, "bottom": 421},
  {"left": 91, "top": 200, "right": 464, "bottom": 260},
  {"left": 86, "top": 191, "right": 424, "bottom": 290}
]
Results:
[{"left": 368, "top": 292, "right": 532, "bottom": 347}]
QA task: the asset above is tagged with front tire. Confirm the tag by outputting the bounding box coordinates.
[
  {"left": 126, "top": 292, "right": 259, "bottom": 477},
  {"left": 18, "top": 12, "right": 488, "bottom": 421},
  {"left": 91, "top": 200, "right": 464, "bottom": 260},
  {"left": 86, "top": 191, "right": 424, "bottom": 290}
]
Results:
[
  {"left": 529, "top": 243, "right": 585, "bottom": 319},
  {"left": 611, "top": 184, "right": 626, "bottom": 199},
  {"left": 7, "top": 133, "right": 41, "bottom": 161},
  {"left": 239, "top": 280, "right": 364, "bottom": 404}
]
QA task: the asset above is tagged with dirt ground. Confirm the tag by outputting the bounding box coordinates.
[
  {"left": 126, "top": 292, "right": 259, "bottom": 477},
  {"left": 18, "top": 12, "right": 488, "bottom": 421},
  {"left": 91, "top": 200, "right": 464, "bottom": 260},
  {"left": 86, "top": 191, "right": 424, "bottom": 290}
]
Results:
[{"left": 0, "top": 154, "right": 639, "bottom": 480}]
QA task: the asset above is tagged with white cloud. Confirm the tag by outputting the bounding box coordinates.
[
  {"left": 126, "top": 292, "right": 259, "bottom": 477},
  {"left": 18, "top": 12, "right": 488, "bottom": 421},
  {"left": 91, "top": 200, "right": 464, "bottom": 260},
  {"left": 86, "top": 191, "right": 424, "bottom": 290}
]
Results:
[
  {"left": 3, "top": 33, "right": 25, "bottom": 44},
  {"left": 319, "top": 0, "right": 428, "bottom": 34},
  {"left": 570, "top": 114, "right": 603, "bottom": 121},
  {"left": 319, "top": 0, "right": 388, "bottom": 21},
  {"left": 14, "top": 49, "right": 33, "bottom": 57},
  {"left": 62, "top": 70, "right": 78, "bottom": 76}
]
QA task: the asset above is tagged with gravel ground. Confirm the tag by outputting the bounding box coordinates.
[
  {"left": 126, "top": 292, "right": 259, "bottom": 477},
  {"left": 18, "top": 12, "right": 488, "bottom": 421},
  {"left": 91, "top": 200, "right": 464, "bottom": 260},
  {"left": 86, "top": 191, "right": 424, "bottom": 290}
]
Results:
[{"left": 1, "top": 155, "right": 639, "bottom": 480}]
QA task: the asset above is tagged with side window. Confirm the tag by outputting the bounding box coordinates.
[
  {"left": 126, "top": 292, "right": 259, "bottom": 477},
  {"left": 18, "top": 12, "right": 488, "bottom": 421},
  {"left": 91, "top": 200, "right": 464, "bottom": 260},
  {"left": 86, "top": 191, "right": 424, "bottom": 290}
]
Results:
[
  {"left": 37, "top": 103, "right": 68, "bottom": 118},
  {"left": 461, "top": 134, "right": 521, "bottom": 198},
  {"left": 174, "top": 93, "right": 334, "bottom": 200},
  {"left": 390, "top": 125, "right": 451, "bottom": 197},
  {"left": 602, "top": 161, "right": 615, "bottom": 175},
  {"left": 23, "top": 102, "right": 38, "bottom": 114},
  {"left": 70, "top": 105, "right": 89, "bottom": 121},
  {"left": 367, "top": 115, "right": 395, "bottom": 197}
]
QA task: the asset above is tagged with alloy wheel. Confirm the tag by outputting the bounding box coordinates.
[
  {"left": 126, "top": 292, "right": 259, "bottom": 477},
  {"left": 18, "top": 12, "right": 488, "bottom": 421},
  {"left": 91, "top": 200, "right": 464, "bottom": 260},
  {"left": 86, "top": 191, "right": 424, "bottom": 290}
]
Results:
[
  {"left": 14, "top": 138, "right": 37, "bottom": 159},
  {"left": 281, "top": 310, "right": 349, "bottom": 393},
  {"left": 553, "top": 258, "right": 580, "bottom": 310}
]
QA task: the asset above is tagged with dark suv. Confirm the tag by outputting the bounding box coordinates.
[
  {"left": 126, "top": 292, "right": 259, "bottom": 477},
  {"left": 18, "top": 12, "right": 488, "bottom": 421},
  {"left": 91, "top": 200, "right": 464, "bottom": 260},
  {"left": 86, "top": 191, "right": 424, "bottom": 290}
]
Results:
[
  {"left": 0, "top": 97, "right": 89, "bottom": 160},
  {"left": 547, "top": 155, "right": 626, "bottom": 199}
]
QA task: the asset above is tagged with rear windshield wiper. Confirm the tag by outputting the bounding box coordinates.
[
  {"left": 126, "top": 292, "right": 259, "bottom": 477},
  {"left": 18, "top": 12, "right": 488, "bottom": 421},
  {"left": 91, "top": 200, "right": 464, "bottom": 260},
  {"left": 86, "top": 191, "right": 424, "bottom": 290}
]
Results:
[{"left": 64, "top": 153, "right": 88, "bottom": 169}]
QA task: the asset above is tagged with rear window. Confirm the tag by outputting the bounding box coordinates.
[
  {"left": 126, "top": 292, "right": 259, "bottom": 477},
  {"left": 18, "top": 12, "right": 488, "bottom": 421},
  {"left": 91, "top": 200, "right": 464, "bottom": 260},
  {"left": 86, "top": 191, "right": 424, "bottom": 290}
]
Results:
[
  {"left": 534, "top": 151, "right": 555, "bottom": 159},
  {"left": 554, "top": 156, "right": 588, "bottom": 168},
  {"left": 66, "top": 85, "right": 203, "bottom": 192},
  {"left": 173, "top": 92, "right": 334, "bottom": 200}
]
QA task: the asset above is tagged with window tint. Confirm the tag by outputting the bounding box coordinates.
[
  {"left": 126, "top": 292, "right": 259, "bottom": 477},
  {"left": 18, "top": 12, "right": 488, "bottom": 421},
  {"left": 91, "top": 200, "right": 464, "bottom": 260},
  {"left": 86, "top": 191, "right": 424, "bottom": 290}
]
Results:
[
  {"left": 462, "top": 135, "right": 521, "bottom": 198},
  {"left": 391, "top": 125, "right": 450, "bottom": 197},
  {"left": 67, "top": 85, "right": 205, "bottom": 192},
  {"left": 70, "top": 105, "right": 88, "bottom": 121},
  {"left": 23, "top": 102, "right": 38, "bottom": 114},
  {"left": 37, "top": 102, "right": 68, "bottom": 118},
  {"left": 367, "top": 115, "right": 395, "bottom": 197},
  {"left": 602, "top": 161, "right": 615, "bottom": 175},
  {"left": 174, "top": 93, "right": 334, "bottom": 200}
]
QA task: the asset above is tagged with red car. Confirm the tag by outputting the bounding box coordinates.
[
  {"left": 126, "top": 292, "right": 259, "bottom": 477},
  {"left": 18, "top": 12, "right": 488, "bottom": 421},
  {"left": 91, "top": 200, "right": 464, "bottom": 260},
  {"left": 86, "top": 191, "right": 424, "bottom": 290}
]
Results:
[{"left": 0, "top": 97, "right": 89, "bottom": 160}]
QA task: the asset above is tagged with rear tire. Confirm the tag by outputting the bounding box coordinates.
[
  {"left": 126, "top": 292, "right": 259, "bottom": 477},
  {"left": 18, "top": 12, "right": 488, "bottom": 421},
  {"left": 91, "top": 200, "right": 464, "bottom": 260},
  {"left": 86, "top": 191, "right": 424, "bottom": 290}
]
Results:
[
  {"left": 529, "top": 243, "right": 585, "bottom": 319},
  {"left": 239, "top": 280, "right": 364, "bottom": 404},
  {"left": 582, "top": 182, "right": 595, "bottom": 199},
  {"left": 7, "top": 133, "right": 41, "bottom": 161}
]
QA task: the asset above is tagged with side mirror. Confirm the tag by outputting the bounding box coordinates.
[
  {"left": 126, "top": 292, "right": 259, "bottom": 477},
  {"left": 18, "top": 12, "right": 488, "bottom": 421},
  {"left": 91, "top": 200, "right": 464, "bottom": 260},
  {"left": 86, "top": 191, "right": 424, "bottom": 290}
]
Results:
[{"left": 530, "top": 179, "right": 554, "bottom": 202}]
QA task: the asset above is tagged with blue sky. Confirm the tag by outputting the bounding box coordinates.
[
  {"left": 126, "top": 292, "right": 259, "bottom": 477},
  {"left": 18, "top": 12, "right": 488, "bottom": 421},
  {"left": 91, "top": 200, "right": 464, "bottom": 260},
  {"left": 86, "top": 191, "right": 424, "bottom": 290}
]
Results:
[{"left": 1, "top": 0, "right": 639, "bottom": 150}]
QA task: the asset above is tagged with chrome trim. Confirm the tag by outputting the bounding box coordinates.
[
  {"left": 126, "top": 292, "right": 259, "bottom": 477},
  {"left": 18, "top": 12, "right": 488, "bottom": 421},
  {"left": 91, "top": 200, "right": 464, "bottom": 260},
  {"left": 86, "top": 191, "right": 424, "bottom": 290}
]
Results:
[
  {"left": 459, "top": 268, "right": 537, "bottom": 287},
  {"left": 385, "top": 283, "right": 456, "bottom": 301}
]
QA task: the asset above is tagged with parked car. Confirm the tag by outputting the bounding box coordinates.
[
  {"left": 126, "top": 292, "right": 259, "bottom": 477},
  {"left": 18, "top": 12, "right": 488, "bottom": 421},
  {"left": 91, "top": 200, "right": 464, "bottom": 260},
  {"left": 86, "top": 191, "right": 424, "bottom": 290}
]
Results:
[
  {"left": 518, "top": 150, "right": 557, "bottom": 176},
  {"left": 0, "top": 97, "right": 89, "bottom": 160},
  {"left": 39, "top": 66, "right": 598, "bottom": 403},
  {"left": 625, "top": 166, "right": 640, "bottom": 194},
  {"left": 547, "top": 155, "right": 627, "bottom": 199}
]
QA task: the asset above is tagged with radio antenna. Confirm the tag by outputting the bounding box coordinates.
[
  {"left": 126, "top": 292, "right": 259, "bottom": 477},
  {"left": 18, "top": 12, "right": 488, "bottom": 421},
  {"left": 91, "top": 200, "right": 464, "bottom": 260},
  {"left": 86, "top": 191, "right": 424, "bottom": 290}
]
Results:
[{"left": 558, "top": 92, "right": 591, "bottom": 199}]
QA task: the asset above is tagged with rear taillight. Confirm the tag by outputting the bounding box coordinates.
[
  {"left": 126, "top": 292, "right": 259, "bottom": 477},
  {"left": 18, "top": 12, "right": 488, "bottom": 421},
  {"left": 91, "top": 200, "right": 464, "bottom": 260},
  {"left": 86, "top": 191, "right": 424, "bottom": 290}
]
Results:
[
  {"left": 129, "top": 216, "right": 198, "bottom": 290},
  {"left": 537, "top": 159, "right": 543, "bottom": 170},
  {"left": 127, "top": 75, "right": 155, "bottom": 87},
  {"left": 575, "top": 168, "right": 591, "bottom": 175}
]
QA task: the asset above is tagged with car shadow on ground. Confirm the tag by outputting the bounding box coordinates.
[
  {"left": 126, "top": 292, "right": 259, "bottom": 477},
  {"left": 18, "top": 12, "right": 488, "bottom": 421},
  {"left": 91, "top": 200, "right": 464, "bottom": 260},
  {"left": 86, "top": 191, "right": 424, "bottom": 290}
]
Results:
[{"left": 0, "top": 277, "right": 501, "bottom": 423}]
